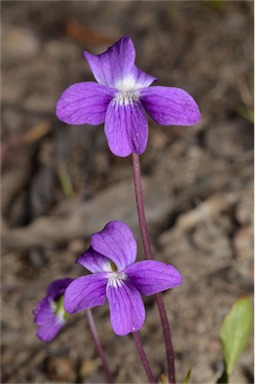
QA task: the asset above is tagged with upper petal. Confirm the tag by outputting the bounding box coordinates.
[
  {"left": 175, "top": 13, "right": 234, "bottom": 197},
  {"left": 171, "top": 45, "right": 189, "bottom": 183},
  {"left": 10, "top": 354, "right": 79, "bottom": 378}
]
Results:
[
  {"left": 84, "top": 36, "right": 136, "bottom": 88},
  {"left": 91, "top": 221, "right": 137, "bottom": 271},
  {"left": 140, "top": 86, "right": 201, "bottom": 126},
  {"left": 131, "top": 65, "right": 157, "bottom": 89},
  {"left": 76, "top": 246, "right": 112, "bottom": 273},
  {"left": 104, "top": 98, "right": 148, "bottom": 157},
  {"left": 125, "top": 260, "right": 182, "bottom": 296},
  {"left": 46, "top": 278, "right": 74, "bottom": 298},
  {"left": 115, "top": 65, "right": 157, "bottom": 92},
  {"left": 64, "top": 274, "right": 108, "bottom": 313},
  {"left": 56, "top": 82, "right": 114, "bottom": 125},
  {"left": 107, "top": 281, "right": 145, "bottom": 336}
]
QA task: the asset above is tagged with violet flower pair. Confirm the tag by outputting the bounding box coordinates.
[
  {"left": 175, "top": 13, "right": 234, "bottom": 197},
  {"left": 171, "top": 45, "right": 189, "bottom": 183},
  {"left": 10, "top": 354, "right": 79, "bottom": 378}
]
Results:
[
  {"left": 34, "top": 35, "right": 200, "bottom": 341},
  {"left": 34, "top": 221, "right": 182, "bottom": 340}
]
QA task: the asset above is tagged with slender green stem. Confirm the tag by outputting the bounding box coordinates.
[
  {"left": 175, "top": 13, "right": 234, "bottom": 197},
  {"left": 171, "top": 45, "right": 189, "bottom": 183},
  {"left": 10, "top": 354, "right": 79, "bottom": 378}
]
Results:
[
  {"left": 131, "top": 153, "right": 176, "bottom": 384},
  {"left": 86, "top": 309, "right": 114, "bottom": 383},
  {"left": 132, "top": 332, "right": 156, "bottom": 384}
]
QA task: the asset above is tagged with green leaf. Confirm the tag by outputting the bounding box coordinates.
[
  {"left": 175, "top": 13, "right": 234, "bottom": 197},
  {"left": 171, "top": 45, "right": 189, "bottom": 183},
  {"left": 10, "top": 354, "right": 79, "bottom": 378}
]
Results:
[
  {"left": 220, "top": 296, "right": 253, "bottom": 377},
  {"left": 183, "top": 369, "right": 191, "bottom": 384},
  {"left": 236, "top": 106, "right": 254, "bottom": 124},
  {"left": 57, "top": 158, "right": 74, "bottom": 197}
]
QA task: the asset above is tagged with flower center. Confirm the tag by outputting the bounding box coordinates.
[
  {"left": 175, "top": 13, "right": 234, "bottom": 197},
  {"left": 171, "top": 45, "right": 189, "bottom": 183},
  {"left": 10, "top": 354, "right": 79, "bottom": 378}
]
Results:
[
  {"left": 114, "top": 75, "right": 140, "bottom": 106},
  {"left": 107, "top": 271, "right": 126, "bottom": 288},
  {"left": 114, "top": 90, "right": 140, "bottom": 106},
  {"left": 52, "top": 294, "right": 68, "bottom": 321}
]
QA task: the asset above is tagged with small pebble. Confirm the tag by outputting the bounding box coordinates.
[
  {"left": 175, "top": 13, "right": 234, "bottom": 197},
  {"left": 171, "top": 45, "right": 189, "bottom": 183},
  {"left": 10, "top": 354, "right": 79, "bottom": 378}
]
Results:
[
  {"left": 67, "top": 239, "right": 87, "bottom": 255},
  {"left": 79, "top": 358, "right": 100, "bottom": 379},
  {"left": 47, "top": 357, "right": 76, "bottom": 382},
  {"left": 2, "top": 27, "right": 40, "bottom": 62}
]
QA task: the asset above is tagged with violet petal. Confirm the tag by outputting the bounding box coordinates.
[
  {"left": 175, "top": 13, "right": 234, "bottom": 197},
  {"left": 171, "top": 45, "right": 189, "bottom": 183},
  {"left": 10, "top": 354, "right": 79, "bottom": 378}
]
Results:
[
  {"left": 64, "top": 273, "right": 108, "bottom": 313},
  {"left": 33, "top": 297, "right": 65, "bottom": 342},
  {"left": 107, "top": 281, "right": 145, "bottom": 336},
  {"left": 36, "top": 319, "right": 64, "bottom": 342},
  {"left": 56, "top": 82, "right": 114, "bottom": 125},
  {"left": 46, "top": 278, "right": 74, "bottom": 298},
  {"left": 115, "top": 65, "right": 157, "bottom": 91},
  {"left": 105, "top": 99, "right": 148, "bottom": 157},
  {"left": 91, "top": 221, "right": 137, "bottom": 271},
  {"left": 125, "top": 260, "right": 182, "bottom": 296},
  {"left": 83, "top": 36, "right": 135, "bottom": 88},
  {"left": 140, "top": 86, "right": 201, "bottom": 126},
  {"left": 76, "top": 246, "right": 112, "bottom": 273},
  {"left": 130, "top": 65, "right": 157, "bottom": 89}
]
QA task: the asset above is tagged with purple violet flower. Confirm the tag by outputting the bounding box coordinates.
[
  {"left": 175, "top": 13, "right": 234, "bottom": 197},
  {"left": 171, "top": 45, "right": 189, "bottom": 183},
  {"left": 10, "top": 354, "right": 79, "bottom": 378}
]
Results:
[
  {"left": 64, "top": 221, "right": 182, "bottom": 336},
  {"left": 56, "top": 35, "right": 201, "bottom": 157},
  {"left": 33, "top": 278, "right": 73, "bottom": 342}
]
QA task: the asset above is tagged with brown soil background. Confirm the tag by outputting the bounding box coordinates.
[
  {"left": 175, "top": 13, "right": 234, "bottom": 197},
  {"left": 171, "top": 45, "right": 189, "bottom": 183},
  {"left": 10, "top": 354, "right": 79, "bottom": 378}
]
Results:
[{"left": 1, "top": 1, "right": 254, "bottom": 383}]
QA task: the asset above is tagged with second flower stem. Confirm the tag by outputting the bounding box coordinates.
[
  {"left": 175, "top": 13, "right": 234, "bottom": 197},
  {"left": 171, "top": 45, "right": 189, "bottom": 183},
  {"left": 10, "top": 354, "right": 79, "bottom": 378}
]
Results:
[
  {"left": 86, "top": 309, "right": 114, "bottom": 383},
  {"left": 131, "top": 153, "right": 176, "bottom": 384}
]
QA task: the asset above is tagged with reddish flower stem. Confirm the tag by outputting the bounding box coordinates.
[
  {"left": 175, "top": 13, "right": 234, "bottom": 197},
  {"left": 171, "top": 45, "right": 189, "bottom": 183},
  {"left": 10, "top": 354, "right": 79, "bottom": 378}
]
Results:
[
  {"left": 132, "top": 332, "right": 155, "bottom": 384},
  {"left": 131, "top": 153, "right": 176, "bottom": 384},
  {"left": 86, "top": 309, "right": 114, "bottom": 383}
]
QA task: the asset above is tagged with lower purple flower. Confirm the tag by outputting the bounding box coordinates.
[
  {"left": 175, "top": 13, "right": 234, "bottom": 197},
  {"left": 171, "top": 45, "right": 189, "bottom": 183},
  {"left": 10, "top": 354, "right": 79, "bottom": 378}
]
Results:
[
  {"left": 64, "top": 221, "right": 182, "bottom": 336},
  {"left": 33, "top": 278, "right": 73, "bottom": 342}
]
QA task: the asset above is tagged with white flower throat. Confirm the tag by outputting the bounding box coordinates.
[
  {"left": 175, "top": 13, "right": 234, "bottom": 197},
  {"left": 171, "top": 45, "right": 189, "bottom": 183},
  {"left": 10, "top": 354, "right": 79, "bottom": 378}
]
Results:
[
  {"left": 114, "top": 91, "right": 139, "bottom": 106},
  {"left": 107, "top": 271, "right": 127, "bottom": 288},
  {"left": 114, "top": 76, "right": 140, "bottom": 106},
  {"left": 107, "top": 260, "right": 126, "bottom": 288}
]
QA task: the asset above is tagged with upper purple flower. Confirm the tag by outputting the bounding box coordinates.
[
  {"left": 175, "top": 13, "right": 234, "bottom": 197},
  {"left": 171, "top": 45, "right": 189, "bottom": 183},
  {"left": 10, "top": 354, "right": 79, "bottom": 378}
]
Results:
[
  {"left": 33, "top": 278, "right": 73, "bottom": 342},
  {"left": 56, "top": 36, "right": 201, "bottom": 157},
  {"left": 64, "top": 221, "right": 182, "bottom": 336}
]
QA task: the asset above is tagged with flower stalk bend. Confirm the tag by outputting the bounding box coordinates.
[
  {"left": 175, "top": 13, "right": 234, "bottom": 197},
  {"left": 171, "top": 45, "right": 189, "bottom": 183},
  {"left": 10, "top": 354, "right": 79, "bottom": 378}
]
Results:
[
  {"left": 132, "top": 153, "right": 176, "bottom": 384},
  {"left": 86, "top": 309, "right": 114, "bottom": 383}
]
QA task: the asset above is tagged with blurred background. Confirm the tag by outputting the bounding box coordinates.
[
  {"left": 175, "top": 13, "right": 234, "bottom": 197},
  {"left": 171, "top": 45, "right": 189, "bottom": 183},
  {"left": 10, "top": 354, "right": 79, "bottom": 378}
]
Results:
[{"left": 1, "top": 1, "right": 253, "bottom": 383}]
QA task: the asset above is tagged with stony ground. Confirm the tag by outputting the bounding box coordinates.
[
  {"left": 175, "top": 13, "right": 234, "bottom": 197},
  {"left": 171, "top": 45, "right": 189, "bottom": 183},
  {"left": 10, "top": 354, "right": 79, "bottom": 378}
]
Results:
[{"left": 1, "top": 1, "right": 254, "bottom": 383}]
